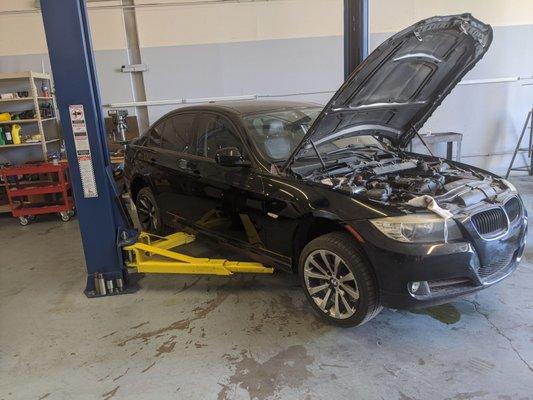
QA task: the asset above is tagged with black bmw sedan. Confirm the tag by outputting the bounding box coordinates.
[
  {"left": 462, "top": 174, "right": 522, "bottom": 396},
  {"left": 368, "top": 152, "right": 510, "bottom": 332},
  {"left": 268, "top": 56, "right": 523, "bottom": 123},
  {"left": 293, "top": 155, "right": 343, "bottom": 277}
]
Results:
[{"left": 124, "top": 14, "right": 527, "bottom": 326}]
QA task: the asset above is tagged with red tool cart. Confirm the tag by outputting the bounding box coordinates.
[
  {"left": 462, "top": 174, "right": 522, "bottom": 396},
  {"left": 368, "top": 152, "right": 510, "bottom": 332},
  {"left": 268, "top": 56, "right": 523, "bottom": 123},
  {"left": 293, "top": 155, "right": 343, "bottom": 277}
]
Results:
[{"left": 0, "top": 163, "right": 75, "bottom": 226}]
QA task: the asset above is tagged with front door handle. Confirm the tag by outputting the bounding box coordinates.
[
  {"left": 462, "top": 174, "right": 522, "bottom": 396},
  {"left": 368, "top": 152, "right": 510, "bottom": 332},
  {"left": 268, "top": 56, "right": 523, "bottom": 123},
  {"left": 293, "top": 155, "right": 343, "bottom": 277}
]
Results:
[{"left": 177, "top": 159, "right": 200, "bottom": 175}]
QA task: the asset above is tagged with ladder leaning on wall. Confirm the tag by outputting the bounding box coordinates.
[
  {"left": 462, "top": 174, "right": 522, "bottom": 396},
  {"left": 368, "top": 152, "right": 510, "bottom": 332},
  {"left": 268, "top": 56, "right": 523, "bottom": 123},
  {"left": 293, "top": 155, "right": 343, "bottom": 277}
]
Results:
[{"left": 506, "top": 107, "right": 533, "bottom": 178}]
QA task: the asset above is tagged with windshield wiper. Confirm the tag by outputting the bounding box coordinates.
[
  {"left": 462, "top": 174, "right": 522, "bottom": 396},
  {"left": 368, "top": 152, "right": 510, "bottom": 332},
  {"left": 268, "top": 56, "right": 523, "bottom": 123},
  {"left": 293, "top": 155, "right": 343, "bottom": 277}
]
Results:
[
  {"left": 324, "top": 143, "right": 370, "bottom": 153},
  {"left": 324, "top": 145, "right": 378, "bottom": 158},
  {"left": 325, "top": 147, "right": 370, "bottom": 156},
  {"left": 296, "top": 145, "right": 371, "bottom": 161}
]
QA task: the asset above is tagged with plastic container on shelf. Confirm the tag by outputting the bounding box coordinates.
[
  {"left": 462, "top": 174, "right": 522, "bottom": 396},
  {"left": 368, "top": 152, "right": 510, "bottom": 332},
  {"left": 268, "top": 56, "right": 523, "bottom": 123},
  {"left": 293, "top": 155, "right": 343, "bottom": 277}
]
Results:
[{"left": 11, "top": 124, "right": 21, "bottom": 144}]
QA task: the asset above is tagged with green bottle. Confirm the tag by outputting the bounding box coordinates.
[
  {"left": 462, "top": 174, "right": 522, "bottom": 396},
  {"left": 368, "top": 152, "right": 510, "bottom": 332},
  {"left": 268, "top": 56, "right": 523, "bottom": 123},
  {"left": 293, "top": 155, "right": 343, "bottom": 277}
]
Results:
[
  {"left": 0, "top": 127, "right": 5, "bottom": 146},
  {"left": 4, "top": 126, "right": 13, "bottom": 145}
]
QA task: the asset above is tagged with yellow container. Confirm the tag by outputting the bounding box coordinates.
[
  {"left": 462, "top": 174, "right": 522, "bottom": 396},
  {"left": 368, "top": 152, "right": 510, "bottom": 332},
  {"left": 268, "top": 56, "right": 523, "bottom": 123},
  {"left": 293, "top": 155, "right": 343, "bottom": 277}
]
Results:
[
  {"left": 11, "top": 124, "right": 21, "bottom": 144},
  {"left": 0, "top": 112, "right": 11, "bottom": 122}
]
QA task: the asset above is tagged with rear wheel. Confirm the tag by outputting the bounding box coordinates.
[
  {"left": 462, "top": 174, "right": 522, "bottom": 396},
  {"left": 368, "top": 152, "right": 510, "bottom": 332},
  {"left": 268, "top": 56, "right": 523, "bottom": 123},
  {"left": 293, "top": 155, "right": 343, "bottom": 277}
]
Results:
[
  {"left": 299, "top": 232, "right": 382, "bottom": 327},
  {"left": 135, "top": 187, "right": 163, "bottom": 234}
]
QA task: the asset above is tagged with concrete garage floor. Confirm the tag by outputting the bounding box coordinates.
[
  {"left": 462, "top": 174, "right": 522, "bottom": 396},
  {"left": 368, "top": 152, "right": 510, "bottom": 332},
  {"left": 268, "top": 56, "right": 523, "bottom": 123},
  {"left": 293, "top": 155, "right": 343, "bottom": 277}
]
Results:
[{"left": 1, "top": 179, "right": 532, "bottom": 400}]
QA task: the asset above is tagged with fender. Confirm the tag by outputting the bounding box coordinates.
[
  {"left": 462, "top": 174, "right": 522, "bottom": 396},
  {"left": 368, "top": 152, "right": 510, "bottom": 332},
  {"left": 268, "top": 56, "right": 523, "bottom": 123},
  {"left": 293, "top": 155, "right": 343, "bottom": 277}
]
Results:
[{"left": 290, "top": 211, "right": 346, "bottom": 271}]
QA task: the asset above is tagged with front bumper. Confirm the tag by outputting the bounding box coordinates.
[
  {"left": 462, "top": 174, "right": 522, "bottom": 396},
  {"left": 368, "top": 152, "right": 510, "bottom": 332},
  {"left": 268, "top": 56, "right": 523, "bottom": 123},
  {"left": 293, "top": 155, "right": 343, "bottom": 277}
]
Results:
[{"left": 351, "top": 214, "right": 527, "bottom": 310}]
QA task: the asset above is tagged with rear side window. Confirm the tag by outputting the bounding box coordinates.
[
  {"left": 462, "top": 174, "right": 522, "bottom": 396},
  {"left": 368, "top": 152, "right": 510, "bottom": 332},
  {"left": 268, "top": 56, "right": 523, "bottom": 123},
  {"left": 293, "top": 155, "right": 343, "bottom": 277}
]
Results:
[
  {"left": 147, "top": 122, "right": 163, "bottom": 148},
  {"left": 135, "top": 135, "right": 148, "bottom": 147},
  {"left": 196, "top": 114, "right": 243, "bottom": 159},
  {"left": 159, "top": 113, "right": 196, "bottom": 153}
]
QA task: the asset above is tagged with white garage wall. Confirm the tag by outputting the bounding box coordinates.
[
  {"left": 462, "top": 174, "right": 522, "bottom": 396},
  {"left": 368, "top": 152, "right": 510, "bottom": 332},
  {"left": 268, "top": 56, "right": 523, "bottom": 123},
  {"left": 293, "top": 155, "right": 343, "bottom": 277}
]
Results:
[
  {"left": 0, "top": 0, "right": 345, "bottom": 124},
  {"left": 135, "top": 0, "right": 344, "bottom": 121},
  {"left": 0, "top": 0, "right": 532, "bottom": 174},
  {"left": 135, "top": 0, "right": 343, "bottom": 47},
  {"left": 371, "top": 0, "right": 533, "bottom": 31}
]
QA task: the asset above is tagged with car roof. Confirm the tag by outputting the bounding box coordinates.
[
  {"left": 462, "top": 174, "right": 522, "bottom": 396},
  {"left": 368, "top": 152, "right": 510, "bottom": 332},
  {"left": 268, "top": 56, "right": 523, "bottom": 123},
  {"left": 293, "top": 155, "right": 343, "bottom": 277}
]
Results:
[{"left": 174, "top": 100, "right": 322, "bottom": 116}]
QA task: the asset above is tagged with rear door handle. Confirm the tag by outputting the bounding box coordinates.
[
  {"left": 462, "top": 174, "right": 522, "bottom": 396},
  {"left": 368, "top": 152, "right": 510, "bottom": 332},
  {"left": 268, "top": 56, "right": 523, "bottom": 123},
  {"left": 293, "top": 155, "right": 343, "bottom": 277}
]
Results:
[
  {"left": 143, "top": 148, "right": 157, "bottom": 164},
  {"left": 142, "top": 155, "right": 156, "bottom": 164}
]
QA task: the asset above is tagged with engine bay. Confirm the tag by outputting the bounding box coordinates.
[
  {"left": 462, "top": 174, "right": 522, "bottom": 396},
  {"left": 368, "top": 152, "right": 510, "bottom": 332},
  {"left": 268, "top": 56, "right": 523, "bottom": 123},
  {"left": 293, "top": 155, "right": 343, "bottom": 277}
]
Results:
[{"left": 294, "top": 147, "right": 510, "bottom": 212}]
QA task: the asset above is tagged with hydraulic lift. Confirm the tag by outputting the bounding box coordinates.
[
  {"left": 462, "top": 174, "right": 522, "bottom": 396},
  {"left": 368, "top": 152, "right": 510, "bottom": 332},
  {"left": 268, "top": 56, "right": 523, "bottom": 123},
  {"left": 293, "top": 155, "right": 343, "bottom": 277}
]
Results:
[
  {"left": 38, "top": 0, "right": 367, "bottom": 297},
  {"left": 125, "top": 232, "right": 273, "bottom": 276}
]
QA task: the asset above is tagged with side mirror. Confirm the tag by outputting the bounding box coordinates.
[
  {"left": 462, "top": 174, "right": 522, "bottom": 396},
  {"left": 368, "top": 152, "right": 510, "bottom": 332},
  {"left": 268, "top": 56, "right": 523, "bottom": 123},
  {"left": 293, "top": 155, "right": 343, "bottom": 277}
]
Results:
[{"left": 215, "top": 147, "right": 250, "bottom": 167}]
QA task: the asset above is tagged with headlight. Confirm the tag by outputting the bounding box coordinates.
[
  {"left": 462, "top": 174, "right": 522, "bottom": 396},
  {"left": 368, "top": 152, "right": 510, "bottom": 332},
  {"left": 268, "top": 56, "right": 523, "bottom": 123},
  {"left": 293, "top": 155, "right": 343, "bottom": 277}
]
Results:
[
  {"left": 370, "top": 214, "right": 463, "bottom": 243},
  {"left": 501, "top": 179, "right": 517, "bottom": 193}
]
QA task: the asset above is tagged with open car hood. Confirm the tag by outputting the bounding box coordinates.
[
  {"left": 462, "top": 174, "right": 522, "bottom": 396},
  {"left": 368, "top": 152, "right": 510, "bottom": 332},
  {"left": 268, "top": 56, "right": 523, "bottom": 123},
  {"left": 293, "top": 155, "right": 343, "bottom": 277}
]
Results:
[{"left": 284, "top": 14, "right": 492, "bottom": 169}]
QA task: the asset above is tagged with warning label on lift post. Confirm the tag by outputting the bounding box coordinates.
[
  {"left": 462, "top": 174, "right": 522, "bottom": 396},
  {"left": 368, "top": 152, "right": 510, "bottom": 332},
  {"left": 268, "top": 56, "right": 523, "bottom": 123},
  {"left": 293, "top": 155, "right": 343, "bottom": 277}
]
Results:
[{"left": 69, "top": 105, "right": 98, "bottom": 198}]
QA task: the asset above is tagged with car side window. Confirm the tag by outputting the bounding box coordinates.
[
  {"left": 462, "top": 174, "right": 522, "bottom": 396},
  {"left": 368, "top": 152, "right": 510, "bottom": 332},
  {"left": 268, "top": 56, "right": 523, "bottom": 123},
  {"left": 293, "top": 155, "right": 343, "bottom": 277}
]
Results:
[
  {"left": 196, "top": 114, "right": 244, "bottom": 159},
  {"left": 160, "top": 113, "right": 195, "bottom": 153},
  {"left": 147, "top": 122, "right": 163, "bottom": 148},
  {"left": 135, "top": 135, "right": 148, "bottom": 147}
]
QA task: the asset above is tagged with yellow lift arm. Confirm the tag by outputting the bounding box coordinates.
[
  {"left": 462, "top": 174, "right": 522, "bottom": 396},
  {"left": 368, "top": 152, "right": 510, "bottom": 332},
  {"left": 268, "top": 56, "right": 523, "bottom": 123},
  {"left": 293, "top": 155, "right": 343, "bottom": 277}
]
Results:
[{"left": 124, "top": 232, "right": 274, "bottom": 276}]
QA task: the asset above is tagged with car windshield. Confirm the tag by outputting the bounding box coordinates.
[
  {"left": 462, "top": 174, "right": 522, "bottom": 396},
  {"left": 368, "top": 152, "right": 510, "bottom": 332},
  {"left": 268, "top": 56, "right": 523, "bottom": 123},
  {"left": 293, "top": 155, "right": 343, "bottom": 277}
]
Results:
[
  {"left": 242, "top": 107, "right": 322, "bottom": 162},
  {"left": 243, "top": 107, "right": 385, "bottom": 162}
]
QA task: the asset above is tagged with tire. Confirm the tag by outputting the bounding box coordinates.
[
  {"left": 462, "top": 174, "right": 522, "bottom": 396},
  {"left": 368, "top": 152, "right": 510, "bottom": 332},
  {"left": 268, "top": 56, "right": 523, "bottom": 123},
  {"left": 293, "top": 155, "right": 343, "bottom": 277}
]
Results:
[
  {"left": 19, "top": 216, "right": 29, "bottom": 226},
  {"left": 298, "top": 231, "right": 382, "bottom": 327},
  {"left": 135, "top": 187, "right": 163, "bottom": 235}
]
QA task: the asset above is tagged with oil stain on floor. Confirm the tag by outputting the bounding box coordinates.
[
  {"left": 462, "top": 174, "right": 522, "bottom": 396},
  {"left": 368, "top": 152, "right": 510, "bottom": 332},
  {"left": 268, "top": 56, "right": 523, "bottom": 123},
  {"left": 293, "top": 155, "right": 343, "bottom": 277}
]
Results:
[
  {"left": 116, "top": 289, "right": 229, "bottom": 347},
  {"left": 410, "top": 303, "right": 461, "bottom": 325},
  {"left": 217, "top": 345, "right": 314, "bottom": 400}
]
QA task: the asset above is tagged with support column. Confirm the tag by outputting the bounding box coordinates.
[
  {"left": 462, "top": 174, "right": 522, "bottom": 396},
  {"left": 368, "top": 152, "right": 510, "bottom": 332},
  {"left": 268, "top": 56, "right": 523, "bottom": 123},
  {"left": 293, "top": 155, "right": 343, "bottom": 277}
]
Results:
[
  {"left": 122, "top": 0, "right": 150, "bottom": 133},
  {"left": 344, "top": 0, "right": 369, "bottom": 80}
]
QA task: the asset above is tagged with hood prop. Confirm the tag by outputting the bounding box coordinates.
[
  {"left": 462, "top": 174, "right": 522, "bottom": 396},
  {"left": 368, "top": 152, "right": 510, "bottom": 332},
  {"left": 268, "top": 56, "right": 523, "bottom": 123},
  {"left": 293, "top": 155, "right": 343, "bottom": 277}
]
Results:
[
  {"left": 310, "top": 139, "right": 328, "bottom": 172},
  {"left": 411, "top": 124, "right": 435, "bottom": 157}
]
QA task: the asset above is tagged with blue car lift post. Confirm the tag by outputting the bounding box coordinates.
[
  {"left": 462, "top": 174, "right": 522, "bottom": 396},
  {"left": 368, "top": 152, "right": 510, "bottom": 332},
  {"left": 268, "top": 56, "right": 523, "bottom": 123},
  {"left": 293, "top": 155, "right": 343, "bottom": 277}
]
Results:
[
  {"left": 40, "top": 0, "right": 138, "bottom": 297},
  {"left": 39, "top": 0, "right": 272, "bottom": 297}
]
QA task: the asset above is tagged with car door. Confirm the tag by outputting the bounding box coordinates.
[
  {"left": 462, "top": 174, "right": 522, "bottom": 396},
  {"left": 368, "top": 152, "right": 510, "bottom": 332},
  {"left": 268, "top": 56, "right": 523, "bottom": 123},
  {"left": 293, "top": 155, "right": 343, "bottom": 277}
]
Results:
[
  {"left": 150, "top": 112, "right": 199, "bottom": 226},
  {"left": 188, "top": 112, "right": 267, "bottom": 249}
]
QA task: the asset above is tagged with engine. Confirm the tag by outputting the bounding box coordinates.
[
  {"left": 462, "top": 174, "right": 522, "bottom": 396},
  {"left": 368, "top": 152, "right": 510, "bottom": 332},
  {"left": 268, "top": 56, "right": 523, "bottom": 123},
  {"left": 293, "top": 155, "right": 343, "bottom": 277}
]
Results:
[{"left": 302, "top": 150, "right": 508, "bottom": 210}]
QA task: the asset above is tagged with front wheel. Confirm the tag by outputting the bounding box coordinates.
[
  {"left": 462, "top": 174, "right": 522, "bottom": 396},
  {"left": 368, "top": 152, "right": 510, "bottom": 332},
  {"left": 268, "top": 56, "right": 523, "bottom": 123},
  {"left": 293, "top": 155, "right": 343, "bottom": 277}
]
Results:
[{"left": 299, "top": 232, "right": 382, "bottom": 327}]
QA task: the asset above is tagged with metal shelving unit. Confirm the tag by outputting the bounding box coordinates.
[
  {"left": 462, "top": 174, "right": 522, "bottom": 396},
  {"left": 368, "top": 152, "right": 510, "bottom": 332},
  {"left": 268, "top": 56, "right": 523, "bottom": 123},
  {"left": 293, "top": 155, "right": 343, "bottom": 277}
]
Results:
[
  {"left": 0, "top": 71, "right": 61, "bottom": 213},
  {"left": 0, "top": 71, "right": 60, "bottom": 162}
]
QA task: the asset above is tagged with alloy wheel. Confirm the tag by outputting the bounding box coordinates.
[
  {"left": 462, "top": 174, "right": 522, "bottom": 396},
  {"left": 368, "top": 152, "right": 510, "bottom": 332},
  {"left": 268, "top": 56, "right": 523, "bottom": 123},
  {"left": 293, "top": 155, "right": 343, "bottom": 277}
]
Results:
[
  {"left": 303, "top": 249, "right": 360, "bottom": 319},
  {"left": 137, "top": 195, "right": 159, "bottom": 232}
]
